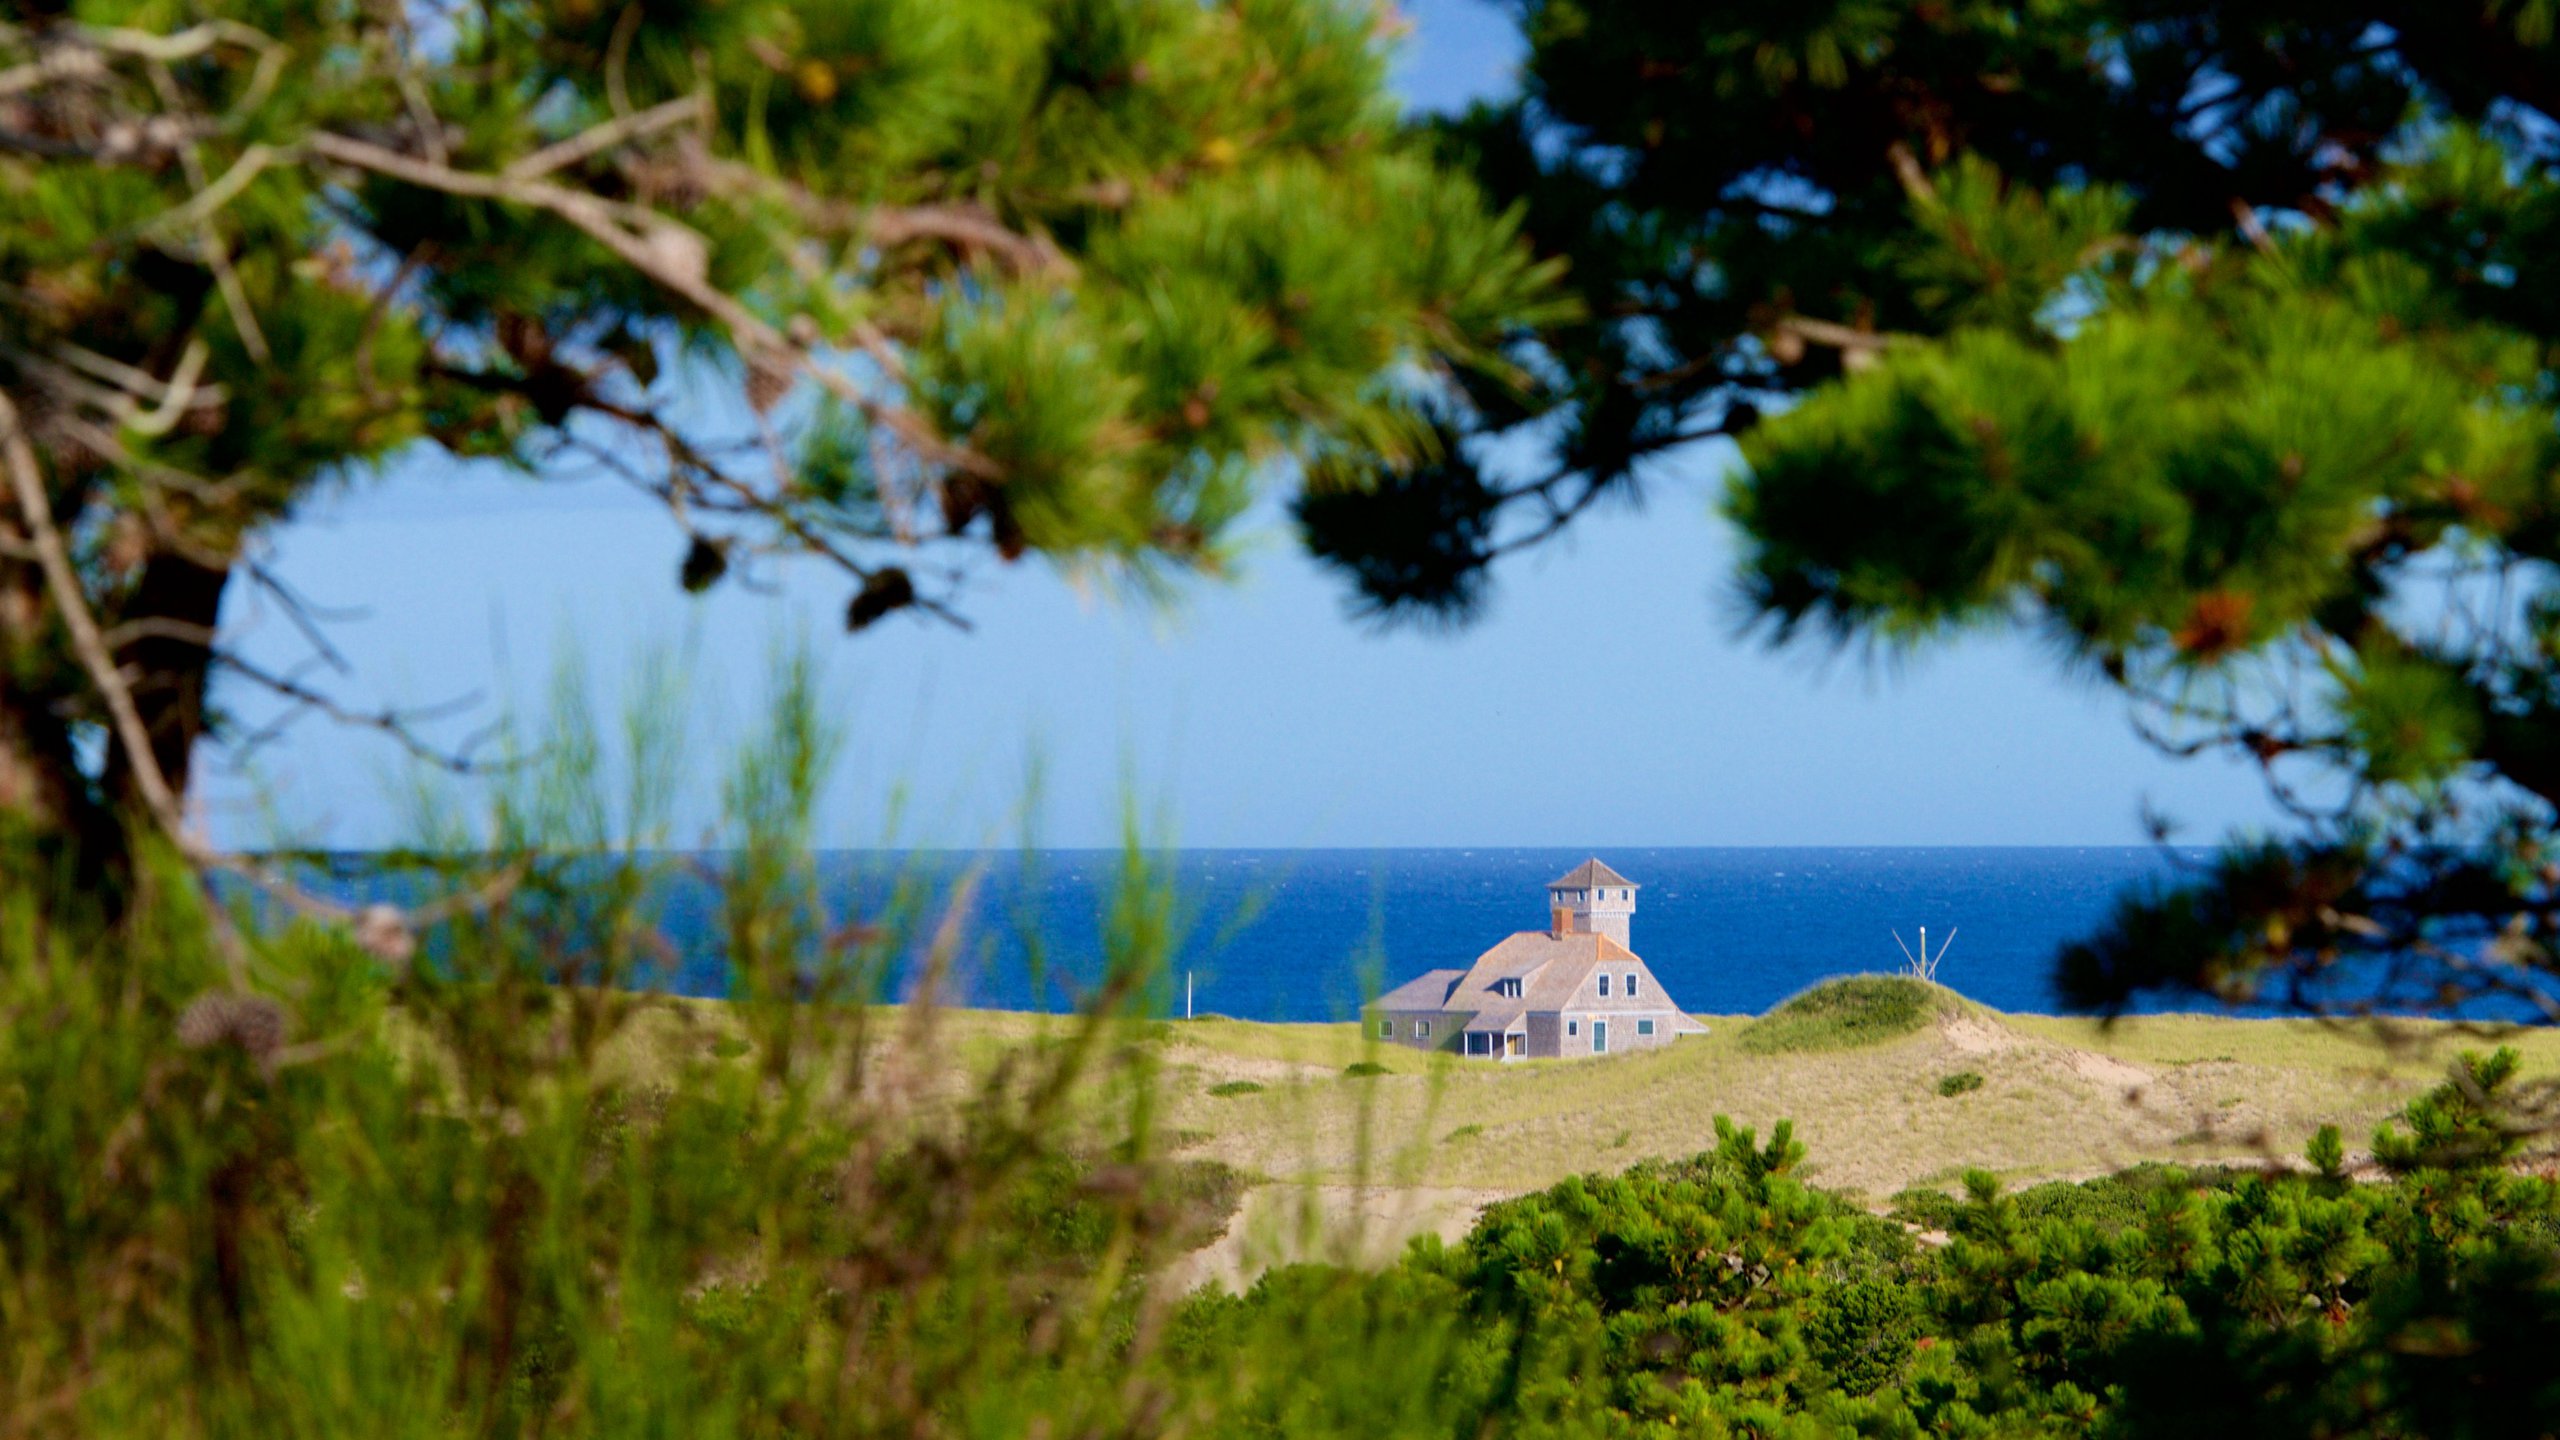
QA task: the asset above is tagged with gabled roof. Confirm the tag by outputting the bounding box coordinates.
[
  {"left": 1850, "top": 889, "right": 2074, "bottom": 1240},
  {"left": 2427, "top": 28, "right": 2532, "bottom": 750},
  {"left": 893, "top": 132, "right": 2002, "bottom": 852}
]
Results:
[
  {"left": 1549, "top": 857, "right": 1634, "bottom": 889},
  {"left": 1466, "top": 1003, "right": 1528, "bottom": 1033},
  {"left": 1375, "top": 968, "right": 1466, "bottom": 1011},
  {"left": 1445, "top": 930, "right": 1635, "bottom": 1015}
]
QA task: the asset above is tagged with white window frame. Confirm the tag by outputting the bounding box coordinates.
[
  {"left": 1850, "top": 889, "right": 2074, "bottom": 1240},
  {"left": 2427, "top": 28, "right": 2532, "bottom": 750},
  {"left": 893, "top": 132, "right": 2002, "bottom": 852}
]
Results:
[
  {"left": 1413, "top": 1019, "right": 1432, "bottom": 1039},
  {"left": 1377, "top": 1018, "right": 1393, "bottom": 1039},
  {"left": 1567, "top": 1019, "right": 1578, "bottom": 1037},
  {"left": 1625, "top": 973, "right": 1638, "bottom": 996},
  {"left": 1637, "top": 1018, "right": 1656, "bottom": 1036},
  {"left": 1598, "top": 974, "right": 1611, "bottom": 997}
]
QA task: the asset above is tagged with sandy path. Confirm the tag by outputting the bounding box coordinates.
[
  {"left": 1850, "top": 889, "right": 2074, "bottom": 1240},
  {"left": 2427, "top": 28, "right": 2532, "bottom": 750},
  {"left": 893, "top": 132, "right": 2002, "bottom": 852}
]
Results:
[{"left": 1158, "top": 1182, "right": 1510, "bottom": 1295}]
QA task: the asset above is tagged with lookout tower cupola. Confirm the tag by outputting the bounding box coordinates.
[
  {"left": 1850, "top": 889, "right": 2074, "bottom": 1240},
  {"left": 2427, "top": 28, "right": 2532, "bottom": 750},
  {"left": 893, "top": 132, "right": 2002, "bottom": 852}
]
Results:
[{"left": 1547, "top": 858, "right": 1637, "bottom": 948}]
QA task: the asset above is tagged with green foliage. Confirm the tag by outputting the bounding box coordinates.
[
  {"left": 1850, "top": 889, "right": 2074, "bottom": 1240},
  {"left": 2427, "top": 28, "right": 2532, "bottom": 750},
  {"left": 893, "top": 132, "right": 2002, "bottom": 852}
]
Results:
[
  {"left": 1387, "top": 4, "right": 2560, "bottom": 1020},
  {"left": 1341, "top": 1060, "right": 1390, "bottom": 1078},
  {"left": 1888, "top": 1186, "right": 1965, "bottom": 1235},
  {"left": 1171, "top": 1084, "right": 2560, "bottom": 1434},
  {"left": 1206, "top": 1079, "right": 1264, "bottom": 1097},
  {"left": 1738, "top": 975, "right": 1949, "bottom": 1054},
  {"left": 0, "top": 0, "right": 1560, "bottom": 872},
  {"left": 1937, "top": 1070, "right": 1985, "bottom": 1097},
  {"left": 2374, "top": 1047, "right": 2537, "bottom": 1176}
]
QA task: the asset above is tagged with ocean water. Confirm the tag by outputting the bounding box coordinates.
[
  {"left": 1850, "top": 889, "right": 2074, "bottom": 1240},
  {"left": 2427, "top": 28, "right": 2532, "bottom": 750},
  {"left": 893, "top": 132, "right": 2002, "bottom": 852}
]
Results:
[{"left": 656, "top": 847, "right": 2205, "bottom": 1021}]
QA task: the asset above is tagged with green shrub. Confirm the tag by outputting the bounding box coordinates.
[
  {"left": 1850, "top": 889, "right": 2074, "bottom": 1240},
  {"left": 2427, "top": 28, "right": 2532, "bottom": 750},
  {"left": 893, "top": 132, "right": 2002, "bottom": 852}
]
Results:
[
  {"left": 1803, "top": 1274, "right": 1923, "bottom": 1396},
  {"left": 1886, "top": 1186, "right": 1963, "bottom": 1233},
  {"left": 1938, "top": 1070, "right": 1984, "bottom": 1096},
  {"left": 1343, "top": 1060, "right": 1391, "bottom": 1078},
  {"left": 1207, "top": 1079, "right": 1264, "bottom": 1097},
  {"left": 1737, "top": 975, "right": 1950, "bottom": 1054},
  {"left": 1446, "top": 1124, "right": 1484, "bottom": 1143}
]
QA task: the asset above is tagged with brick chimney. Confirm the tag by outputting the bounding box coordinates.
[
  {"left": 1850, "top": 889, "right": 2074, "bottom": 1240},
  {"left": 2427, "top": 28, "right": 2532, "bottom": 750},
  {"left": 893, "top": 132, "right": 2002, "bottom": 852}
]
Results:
[{"left": 1551, "top": 903, "right": 1574, "bottom": 938}]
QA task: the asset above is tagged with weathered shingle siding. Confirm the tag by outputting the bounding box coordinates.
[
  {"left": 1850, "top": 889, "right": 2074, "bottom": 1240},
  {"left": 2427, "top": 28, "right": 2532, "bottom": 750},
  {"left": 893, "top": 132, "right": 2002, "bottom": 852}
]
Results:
[
  {"left": 1565, "top": 955, "right": 1685, "bottom": 1013},
  {"left": 1552, "top": 1008, "right": 1683, "bottom": 1056},
  {"left": 1525, "top": 1012, "right": 1564, "bottom": 1059},
  {"left": 1371, "top": 1007, "right": 1466, "bottom": 1052}
]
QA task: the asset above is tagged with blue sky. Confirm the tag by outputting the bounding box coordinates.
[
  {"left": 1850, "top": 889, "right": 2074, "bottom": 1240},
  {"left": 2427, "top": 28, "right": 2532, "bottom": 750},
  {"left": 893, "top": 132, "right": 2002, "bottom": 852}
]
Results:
[{"left": 201, "top": 1, "right": 2281, "bottom": 851}]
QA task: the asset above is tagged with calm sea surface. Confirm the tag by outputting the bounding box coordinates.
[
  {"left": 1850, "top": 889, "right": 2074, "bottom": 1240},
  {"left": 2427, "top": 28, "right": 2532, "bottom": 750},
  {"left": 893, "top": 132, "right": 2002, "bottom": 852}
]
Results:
[{"left": 652, "top": 847, "right": 2207, "bottom": 1020}]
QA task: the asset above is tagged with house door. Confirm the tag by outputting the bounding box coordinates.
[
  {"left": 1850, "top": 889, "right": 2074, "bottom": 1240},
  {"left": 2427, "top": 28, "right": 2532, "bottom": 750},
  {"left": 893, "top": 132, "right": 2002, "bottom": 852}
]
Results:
[
  {"left": 1592, "top": 1021, "right": 1608, "bottom": 1054},
  {"left": 1505, "top": 1033, "right": 1523, "bottom": 1057}
]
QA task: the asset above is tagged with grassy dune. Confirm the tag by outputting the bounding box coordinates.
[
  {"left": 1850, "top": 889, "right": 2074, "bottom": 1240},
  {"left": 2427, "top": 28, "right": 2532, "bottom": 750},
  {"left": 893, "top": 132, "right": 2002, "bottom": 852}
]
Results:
[
  {"left": 609, "top": 980, "right": 2560, "bottom": 1290},
  {"left": 1153, "top": 986, "right": 2560, "bottom": 1195}
]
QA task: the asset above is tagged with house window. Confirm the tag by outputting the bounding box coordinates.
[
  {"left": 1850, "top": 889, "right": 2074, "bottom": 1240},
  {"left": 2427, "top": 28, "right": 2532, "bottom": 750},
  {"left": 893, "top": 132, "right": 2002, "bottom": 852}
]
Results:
[
  {"left": 1413, "top": 1020, "right": 1432, "bottom": 1039},
  {"left": 1496, "top": 977, "right": 1522, "bottom": 999},
  {"left": 1567, "top": 1019, "right": 1578, "bottom": 1037},
  {"left": 1466, "top": 1032, "right": 1492, "bottom": 1056},
  {"left": 1625, "top": 973, "right": 1638, "bottom": 996},
  {"left": 1637, "top": 1018, "right": 1656, "bottom": 1036},
  {"left": 1377, "top": 1019, "right": 1393, "bottom": 1039},
  {"left": 1598, "top": 974, "right": 1611, "bottom": 997}
]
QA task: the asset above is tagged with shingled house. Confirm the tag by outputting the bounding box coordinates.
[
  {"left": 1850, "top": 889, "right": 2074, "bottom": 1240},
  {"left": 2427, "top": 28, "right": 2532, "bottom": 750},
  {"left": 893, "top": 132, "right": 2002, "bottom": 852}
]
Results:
[{"left": 1369, "top": 859, "right": 1707, "bottom": 1060}]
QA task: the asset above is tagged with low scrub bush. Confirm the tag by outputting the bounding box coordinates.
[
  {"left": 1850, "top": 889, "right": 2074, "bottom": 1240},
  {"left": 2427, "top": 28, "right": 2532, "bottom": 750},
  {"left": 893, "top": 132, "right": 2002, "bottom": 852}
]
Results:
[
  {"left": 1887, "top": 1185, "right": 1964, "bottom": 1233},
  {"left": 1342, "top": 1060, "right": 1390, "bottom": 1078},
  {"left": 1184, "top": 1060, "right": 2560, "bottom": 1434},
  {"left": 1938, "top": 1070, "right": 1984, "bottom": 1096},
  {"left": 1206, "top": 1079, "right": 1264, "bottom": 1097}
]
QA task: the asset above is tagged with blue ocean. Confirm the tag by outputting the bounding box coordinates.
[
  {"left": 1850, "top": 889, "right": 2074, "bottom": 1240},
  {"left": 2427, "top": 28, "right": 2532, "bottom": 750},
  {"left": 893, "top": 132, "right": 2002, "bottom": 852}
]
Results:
[{"left": 654, "top": 847, "right": 2206, "bottom": 1021}]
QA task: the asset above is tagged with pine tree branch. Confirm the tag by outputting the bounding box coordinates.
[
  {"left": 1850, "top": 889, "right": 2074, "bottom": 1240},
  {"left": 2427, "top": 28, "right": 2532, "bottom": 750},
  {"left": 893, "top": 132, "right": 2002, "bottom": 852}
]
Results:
[
  {"left": 214, "top": 650, "right": 497, "bottom": 776},
  {"left": 0, "top": 387, "right": 188, "bottom": 841},
  {"left": 501, "top": 95, "right": 707, "bottom": 182},
  {"left": 298, "top": 129, "right": 996, "bottom": 505}
]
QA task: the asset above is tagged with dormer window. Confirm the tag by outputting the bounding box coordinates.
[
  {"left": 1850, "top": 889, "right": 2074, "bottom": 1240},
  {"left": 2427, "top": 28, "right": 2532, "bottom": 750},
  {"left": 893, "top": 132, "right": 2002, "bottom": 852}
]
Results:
[{"left": 1496, "top": 977, "right": 1523, "bottom": 999}]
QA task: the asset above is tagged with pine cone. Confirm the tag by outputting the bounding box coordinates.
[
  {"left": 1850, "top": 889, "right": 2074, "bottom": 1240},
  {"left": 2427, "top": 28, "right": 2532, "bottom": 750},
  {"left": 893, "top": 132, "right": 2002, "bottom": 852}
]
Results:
[{"left": 175, "top": 991, "right": 289, "bottom": 1063}]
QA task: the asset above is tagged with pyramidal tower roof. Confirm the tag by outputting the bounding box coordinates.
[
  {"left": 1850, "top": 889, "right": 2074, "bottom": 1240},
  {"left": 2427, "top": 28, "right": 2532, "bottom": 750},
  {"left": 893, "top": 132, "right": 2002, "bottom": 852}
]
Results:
[{"left": 1548, "top": 857, "right": 1634, "bottom": 889}]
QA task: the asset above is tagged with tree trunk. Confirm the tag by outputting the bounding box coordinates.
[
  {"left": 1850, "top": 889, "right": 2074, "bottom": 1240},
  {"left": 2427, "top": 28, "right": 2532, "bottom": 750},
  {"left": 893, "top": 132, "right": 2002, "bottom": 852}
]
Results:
[
  {"left": 0, "top": 565, "right": 120, "bottom": 881},
  {"left": 101, "top": 553, "right": 230, "bottom": 819}
]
